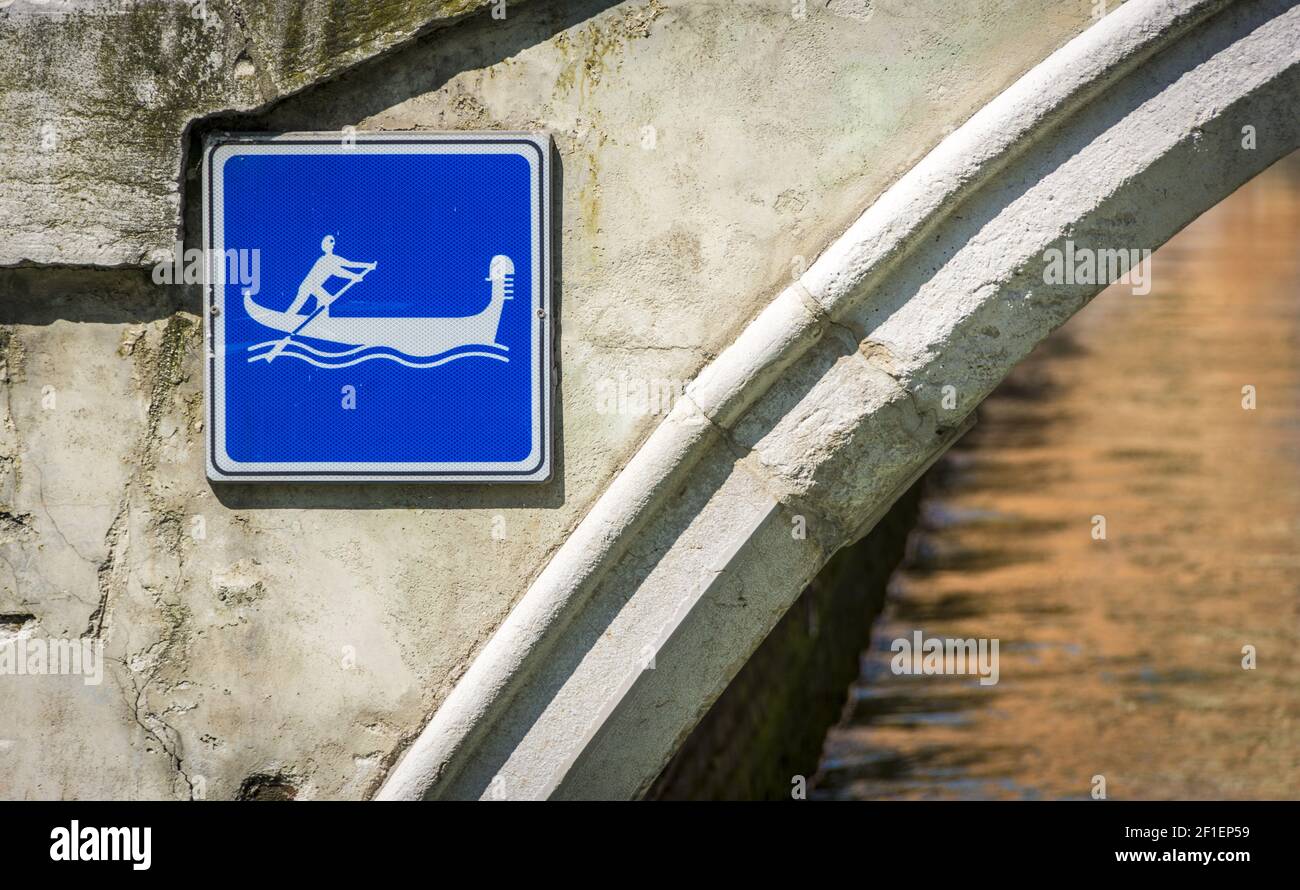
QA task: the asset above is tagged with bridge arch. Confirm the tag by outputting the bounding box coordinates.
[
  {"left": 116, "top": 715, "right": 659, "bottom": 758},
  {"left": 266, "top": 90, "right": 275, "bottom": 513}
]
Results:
[{"left": 380, "top": 0, "right": 1300, "bottom": 800}]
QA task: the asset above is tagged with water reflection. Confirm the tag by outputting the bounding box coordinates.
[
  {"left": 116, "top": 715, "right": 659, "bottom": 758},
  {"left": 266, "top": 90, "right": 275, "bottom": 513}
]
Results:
[{"left": 813, "top": 152, "right": 1300, "bottom": 801}]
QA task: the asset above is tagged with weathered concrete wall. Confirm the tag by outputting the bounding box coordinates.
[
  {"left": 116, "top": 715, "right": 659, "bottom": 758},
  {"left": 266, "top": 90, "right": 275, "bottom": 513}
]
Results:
[
  {"left": 1, "top": 0, "right": 1100, "bottom": 799},
  {"left": 0, "top": 0, "right": 507, "bottom": 266}
]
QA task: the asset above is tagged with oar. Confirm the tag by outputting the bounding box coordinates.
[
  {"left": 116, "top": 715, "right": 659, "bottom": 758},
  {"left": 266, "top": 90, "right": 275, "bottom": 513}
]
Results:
[{"left": 259, "top": 265, "right": 375, "bottom": 363}]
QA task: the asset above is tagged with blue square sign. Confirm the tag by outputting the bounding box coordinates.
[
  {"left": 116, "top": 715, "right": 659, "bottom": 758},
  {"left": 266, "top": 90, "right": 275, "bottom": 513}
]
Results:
[{"left": 203, "top": 132, "right": 552, "bottom": 482}]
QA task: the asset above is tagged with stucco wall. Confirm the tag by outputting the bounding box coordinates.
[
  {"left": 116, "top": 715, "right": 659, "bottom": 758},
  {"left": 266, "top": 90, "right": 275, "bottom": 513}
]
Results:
[{"left": 1, "top": 0, "right": 1099, "bottom": 799}]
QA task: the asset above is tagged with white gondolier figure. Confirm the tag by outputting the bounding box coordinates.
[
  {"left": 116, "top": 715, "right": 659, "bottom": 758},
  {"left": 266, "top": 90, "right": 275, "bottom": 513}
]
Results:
[{"left": 287, "top": 235, "right": 376, "bottom": 315}]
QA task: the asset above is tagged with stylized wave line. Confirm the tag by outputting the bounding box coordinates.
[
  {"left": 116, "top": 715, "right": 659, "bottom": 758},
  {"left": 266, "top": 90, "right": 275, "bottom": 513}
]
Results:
[
  {"left": 246, "top": 345, "right": 509, "bottom": 369},
  {"left": 248, "top": 339, "right": 370, "bottom": 358}
]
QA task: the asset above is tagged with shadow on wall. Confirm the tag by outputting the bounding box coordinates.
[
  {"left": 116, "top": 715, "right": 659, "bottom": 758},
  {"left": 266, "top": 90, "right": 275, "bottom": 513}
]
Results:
[
  {"left": 172, "top": 1, "right": 639, "bottom": 510},
  {"left": 0, "top": 270, "right": 198, "bottom": 326},
  {"left": 181, "top": 2, "right": 638, "bottom": 510},
  {"left": 181, "top": 0, "right": 627, "bottom": 249}
]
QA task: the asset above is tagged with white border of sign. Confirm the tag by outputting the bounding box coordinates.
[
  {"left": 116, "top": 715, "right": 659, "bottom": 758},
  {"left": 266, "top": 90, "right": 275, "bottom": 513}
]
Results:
[{"left": 202, "top": 131, "right": 552, "bottom": 483}]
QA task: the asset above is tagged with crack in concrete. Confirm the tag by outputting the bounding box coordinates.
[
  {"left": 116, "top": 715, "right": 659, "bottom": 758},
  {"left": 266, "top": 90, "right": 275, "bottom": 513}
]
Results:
[
  {"left": 30, "top": 461, "right": 101, "bottom": 567},
  {"left": 122, "top": 659, "right": 197, "bottom": 800},
  {"left": 85, "top": 314, "right": 197, "bottom": 641}
]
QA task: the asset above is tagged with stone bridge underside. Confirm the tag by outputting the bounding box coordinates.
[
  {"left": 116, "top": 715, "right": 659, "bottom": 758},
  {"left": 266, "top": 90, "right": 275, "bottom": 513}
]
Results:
[{"left": 2, "top": 0, "right": 1297, "bottom": 800}]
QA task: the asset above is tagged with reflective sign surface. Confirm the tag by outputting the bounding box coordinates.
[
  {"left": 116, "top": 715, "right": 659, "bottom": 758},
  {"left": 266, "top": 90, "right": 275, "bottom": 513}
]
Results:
[{"left": 203, "top": 133, "right": 552, "bottom": 482}]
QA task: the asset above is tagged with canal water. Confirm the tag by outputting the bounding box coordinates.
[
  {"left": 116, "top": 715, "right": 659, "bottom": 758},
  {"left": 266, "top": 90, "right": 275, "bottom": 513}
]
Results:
[{"left": 813, "top": 152, "right": 1300, "bottom": 800}]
